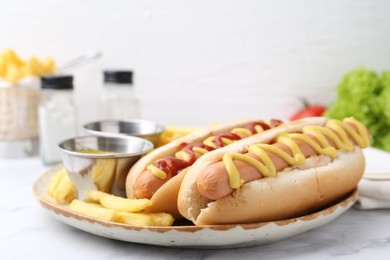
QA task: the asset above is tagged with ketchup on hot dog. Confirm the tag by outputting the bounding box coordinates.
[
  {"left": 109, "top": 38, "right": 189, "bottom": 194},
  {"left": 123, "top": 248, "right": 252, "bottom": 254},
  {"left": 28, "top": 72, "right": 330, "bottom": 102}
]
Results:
[{"left": 134, "top": 120, "right": 283, "bottom": 199}]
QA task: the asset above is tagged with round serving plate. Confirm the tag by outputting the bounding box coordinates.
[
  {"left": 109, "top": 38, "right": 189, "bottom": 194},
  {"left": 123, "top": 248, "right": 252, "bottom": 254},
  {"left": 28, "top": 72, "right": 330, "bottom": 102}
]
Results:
[{"left": 33, "top": 165, "right": 358, "bottom": 248}]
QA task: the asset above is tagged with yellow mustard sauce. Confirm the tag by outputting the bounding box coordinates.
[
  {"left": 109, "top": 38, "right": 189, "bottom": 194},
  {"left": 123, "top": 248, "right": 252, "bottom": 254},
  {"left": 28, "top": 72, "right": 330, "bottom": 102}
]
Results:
[
  {"left": 147, "top": 164, "right": 167, "bottom": 179},
  {"left": 149, "top": 122, "right": 271, "bottom": 179},
  {"left": 255, "top": 124, "right": 266, "bottom": 134},
  {"left": 175, "top": 150, "right": 191, "bottom": 161},
  {"left": 76, "top": 148, "right": 116, "bottom": 154},
  {"left": 192, "top": 147, "right": 210, "bottom": 155},
  {"left": 222, "top": 117, "right": 370, "bottom": 189},
  {"left": 231, "top": 128, "right": 253, "bottom": 138}
]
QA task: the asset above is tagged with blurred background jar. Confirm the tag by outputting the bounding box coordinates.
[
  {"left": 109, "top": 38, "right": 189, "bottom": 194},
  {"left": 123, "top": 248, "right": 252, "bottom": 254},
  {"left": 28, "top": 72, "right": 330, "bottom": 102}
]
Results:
[
  {"left": 38, "top": 75, "right": 78, "bottom": 165},
  {"left": 0, "top": 78, "right": 40, "bottom": 157},
  {"left": 98, "top": 70, "right": 140, "bottom": 120},
  {"left": 0, "top": 49, "right": 56, "bottom": 158}
]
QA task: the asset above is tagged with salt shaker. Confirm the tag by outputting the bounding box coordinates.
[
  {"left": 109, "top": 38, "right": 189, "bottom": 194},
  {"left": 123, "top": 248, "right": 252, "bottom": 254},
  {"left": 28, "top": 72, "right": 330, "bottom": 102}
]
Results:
[
  {"left": 38, "top": 75, "right": 78, "bottom": 165},
  {"left": 98, "top": 70, "right": 140, "bottom": 120}
]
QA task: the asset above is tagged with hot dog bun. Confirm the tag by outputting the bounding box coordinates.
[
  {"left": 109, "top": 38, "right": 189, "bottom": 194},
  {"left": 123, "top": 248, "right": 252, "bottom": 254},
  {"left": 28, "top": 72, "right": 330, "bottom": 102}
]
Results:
[
  {"left": 177, "top": 117, "right": 368, "bottom": 225},
  {"left": 126, "top": 118, "right": 279, "bottom": 219}
]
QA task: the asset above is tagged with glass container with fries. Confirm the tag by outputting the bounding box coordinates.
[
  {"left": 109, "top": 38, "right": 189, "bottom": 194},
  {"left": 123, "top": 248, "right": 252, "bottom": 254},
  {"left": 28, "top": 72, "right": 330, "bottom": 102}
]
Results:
[{"left": 0, "top": 49, "right": 56, "bottom": 157}]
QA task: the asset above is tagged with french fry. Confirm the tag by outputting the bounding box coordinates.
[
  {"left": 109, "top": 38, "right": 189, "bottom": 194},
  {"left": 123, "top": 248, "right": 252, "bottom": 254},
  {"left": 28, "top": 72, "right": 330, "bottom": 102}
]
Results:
[
  {"left": 48, "top": 169, "right": 63, "bottom": 196},
  {"left": 2, "top": 49, "right": 24, "bottom": 66},
  {"left": 69, "top": 200, "right": 174, "bottom": 226},
  {"left": 116, "top": 212, "right": 174, "bottom": 226},
  {"left": 42, "top": 57, "right": 56, "bottom": 74},
  {"left": 5, "top": 63, "right": 22, "bottom": 83},
  {"left": 0, "top": 57, "right": 6, "bottom": 76},
  {"left": 92, "top": 159, "right": 116, "bottom": 193},
  {"left": 69, "top": 200, "right": 117, "bottom": 221},
  {"left": 158, "top": 125, "right": 202, "bottom": 147},
  {"left": 46, "top": 159, "right": 122, "bottom": 205},
  {"left": 47, "top": 168, "right": 77, "bottom": 204},
  {"left": 25, "top": 56, "right": 43, "bottom": 76},
  {"left": 87, "top": 190, "right": 152, "bottom": 212}
]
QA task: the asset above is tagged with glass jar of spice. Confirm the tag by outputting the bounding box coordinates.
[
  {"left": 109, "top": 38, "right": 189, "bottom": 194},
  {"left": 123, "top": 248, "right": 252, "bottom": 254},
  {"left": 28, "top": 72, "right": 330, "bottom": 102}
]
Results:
[
  {"left": 98, "top": 70, "right": 140, "bottom": 120},
  {"left": 38, "top": 75, "right": 78, "bottom": 165}
]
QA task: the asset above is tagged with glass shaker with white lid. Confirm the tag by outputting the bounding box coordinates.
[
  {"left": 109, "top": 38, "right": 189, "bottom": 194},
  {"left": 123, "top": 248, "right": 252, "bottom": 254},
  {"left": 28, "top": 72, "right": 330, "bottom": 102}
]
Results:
[
  {"left": 38, "top": 75, "right": 78, "bottom": 165},
  {"left": 98, "top": 70, "right": 140, "bottom": 120}
]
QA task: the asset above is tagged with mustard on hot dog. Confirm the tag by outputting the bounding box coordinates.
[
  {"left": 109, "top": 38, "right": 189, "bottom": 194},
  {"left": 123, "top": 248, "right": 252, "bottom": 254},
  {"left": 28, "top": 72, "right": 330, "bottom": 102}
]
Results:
[
  {"left": 178, "top": 117, "right": 370, "bottom": 225},
  {"left": 223, "top": 117, "right": 369, "bottom": 190}
]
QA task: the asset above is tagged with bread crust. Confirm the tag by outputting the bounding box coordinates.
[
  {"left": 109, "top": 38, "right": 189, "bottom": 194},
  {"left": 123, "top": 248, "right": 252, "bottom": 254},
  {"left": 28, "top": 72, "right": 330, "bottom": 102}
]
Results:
[
  {"left": 125, "top": 118, "right": 267, "bottom": 217},
  {"left": 195, "top": 150, "right": 364, "bottom": 225},
  {"left": 143, "top": 169, "right": 187, "bottom": 219},
  {"left": 177, "top": 117, "right": 365, "bottom": 225}
]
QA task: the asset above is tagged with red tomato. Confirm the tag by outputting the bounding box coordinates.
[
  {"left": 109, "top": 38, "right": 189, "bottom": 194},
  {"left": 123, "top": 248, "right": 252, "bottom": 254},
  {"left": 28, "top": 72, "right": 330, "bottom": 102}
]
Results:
[{"left": 289, "top": 105, "right": 327, "bottom": 121}]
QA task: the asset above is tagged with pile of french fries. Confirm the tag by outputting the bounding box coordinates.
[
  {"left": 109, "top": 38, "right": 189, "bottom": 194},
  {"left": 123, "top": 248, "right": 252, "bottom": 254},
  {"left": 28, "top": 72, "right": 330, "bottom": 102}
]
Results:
[
  {"left": 48, "top": 171, "right": 174, "bottom": 226},
  {"left": 0, "top": 49, "right": 55, "bottom": 83},
  {"left": 70, "top": 191, "right": 174, "bottom": 226},
  {"left": 47, "top": 125, "right": 202, "bottom": 227},
  {"left": 47, "top": 168, "right": 76, "bottom": 204},
  {"left": 157, "top": 125, "right": 202, "bottom": 147}
]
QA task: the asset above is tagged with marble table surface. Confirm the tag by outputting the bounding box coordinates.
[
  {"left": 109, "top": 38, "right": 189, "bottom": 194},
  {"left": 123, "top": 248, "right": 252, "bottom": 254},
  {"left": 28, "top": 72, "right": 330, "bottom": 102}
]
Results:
[{"left": 1, "top": 156, "right": 389, "bottom": 260}]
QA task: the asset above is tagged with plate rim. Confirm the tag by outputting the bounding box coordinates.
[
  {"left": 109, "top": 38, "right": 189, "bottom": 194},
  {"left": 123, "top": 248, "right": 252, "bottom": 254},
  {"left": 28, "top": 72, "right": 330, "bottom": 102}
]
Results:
[{"left": 33, "top": 164, "right": 359, "bottom": 233}]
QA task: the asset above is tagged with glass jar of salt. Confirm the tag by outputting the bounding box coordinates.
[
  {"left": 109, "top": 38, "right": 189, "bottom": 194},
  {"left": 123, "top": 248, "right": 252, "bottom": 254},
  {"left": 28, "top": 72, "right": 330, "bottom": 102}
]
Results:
[
  {"left": 98, "top": 70, "right": 140, "bottom": 120},
  {"left": 38, "top": 75, "right": 78, "bottom": 165}
]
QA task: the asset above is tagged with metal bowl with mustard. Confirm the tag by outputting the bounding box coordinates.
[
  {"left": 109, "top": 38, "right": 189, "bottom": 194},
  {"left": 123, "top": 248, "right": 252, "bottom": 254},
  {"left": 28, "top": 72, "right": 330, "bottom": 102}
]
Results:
[{"left": 58, "top": 135, "right": 153, "bottom": 200}]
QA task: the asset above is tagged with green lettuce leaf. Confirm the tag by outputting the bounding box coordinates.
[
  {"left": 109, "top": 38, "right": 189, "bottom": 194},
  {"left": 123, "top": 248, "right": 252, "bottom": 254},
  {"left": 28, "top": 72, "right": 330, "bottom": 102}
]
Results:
[{"left": 325, "top": 67, "right": 390, "bottom": 151}]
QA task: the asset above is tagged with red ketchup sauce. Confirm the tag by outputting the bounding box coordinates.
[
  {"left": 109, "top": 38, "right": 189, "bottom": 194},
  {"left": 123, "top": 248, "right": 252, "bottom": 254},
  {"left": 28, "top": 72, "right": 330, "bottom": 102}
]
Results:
[{"left": 151, "top": 120, "right": 281, "bottom": 178}]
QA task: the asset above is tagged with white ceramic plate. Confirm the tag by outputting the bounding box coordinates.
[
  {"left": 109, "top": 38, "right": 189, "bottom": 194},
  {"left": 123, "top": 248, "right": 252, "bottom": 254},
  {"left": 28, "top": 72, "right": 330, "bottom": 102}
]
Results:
[{"left": 33, "top": 165, "right": 358, "bottom": 248}]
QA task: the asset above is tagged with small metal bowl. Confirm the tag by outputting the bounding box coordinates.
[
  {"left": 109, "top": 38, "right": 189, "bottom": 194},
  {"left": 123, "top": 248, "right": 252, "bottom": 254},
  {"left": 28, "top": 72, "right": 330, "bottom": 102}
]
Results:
[
  {"left": 58, "top": 135, "right": 153, "bottom": 199},
  {"left": 83, "top": 119, "right": 165, "bottom": 147}
]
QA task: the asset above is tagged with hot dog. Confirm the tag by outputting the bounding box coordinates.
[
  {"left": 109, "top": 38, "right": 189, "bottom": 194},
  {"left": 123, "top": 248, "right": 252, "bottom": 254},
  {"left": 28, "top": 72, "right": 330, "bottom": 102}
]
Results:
[
  {"left": 125, "top": 118, "right": 283, "bottom": 219},
  {"left": 177, "top": 117, "right": 370, "bottom": 225}
]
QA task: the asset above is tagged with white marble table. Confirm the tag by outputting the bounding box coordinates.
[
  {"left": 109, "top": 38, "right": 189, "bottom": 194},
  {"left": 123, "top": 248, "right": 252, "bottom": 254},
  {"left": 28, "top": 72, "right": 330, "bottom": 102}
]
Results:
[{"left": 1, "top": 156, "right": 389, "bottom": 260}]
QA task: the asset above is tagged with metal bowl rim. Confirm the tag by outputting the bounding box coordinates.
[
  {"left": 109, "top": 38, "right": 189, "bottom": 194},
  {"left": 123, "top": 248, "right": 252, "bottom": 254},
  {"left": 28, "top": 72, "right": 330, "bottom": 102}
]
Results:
[
  {"left": 58, "top": 135, "right": 153, "bottom": 159},
  {"left": 82, "top": 119, "right": 165, "bottom": 137}
]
